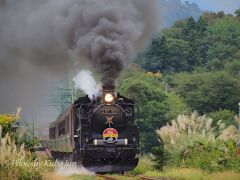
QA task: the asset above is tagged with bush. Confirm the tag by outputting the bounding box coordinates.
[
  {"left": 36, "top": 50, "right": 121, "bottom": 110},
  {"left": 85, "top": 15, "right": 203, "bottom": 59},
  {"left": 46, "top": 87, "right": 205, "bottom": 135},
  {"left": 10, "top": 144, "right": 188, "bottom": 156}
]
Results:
[
  {"left": 130, "top": 156, "right": 154, "bottom": 175},
  {"left": 0, "top": 107, "right": 21, "bottom": 137},
  {"left": 153, "top": 113, "right": 240, "bottom": 172},
  {"left": 208, "top": 109, "right": 236, "bottom": 127},
  {"left": 0, "top": 126, "right": 43, "bottom": 179}
]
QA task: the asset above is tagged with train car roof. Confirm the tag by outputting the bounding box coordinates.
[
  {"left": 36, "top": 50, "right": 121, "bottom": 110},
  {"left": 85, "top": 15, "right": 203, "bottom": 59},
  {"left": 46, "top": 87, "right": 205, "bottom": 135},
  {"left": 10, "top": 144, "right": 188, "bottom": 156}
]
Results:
[
  {"left": 49, "top": 121, "right": 56, "bottom": 128},
  {"left": 49, "top": 103, "right": 74, "bottom": 126}
]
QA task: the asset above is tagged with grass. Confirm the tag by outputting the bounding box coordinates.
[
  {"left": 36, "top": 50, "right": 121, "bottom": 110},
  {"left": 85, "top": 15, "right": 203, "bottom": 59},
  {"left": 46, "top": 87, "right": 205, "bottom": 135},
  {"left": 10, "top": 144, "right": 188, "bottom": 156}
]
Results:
[
  {"left": 155, "top": 113, "right": 240, "bottom": 172},
  {"left": 160, "top": 168, "right": 210, "bottom": 180},
  {"left": 128, "top": 155, "right": 154, "bottom": 175},
  {"left": 43, "top": 171, "right": 97, "bottom": 180},
  {"left": 130, "top": 157, "right": 240, "bottom": 180},
  {"left": 69, "top": 170, "right": 240, "bottom": 180},
  {"left": 141, "top": 168, "right": 240, "bottom": 180},
  {"left": 0, "top": 126, "right": 43, "bottom": 179},
  {"left": 211, "top": 171, "right": 240, "bottom": 180},
  {"left": 67, "top": 156, "right": 240, "bottom": 180},
  {"left": 42, "top": 159, "right": 240, "bottom": 180},
  {"left": 21, "top": 152, "right": 240, "bottom": 180}
]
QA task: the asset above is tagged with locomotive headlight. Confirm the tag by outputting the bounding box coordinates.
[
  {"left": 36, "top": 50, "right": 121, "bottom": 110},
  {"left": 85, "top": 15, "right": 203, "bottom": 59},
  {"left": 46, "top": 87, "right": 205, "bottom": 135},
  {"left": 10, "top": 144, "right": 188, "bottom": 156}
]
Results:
[
  {"left": 105, "top": 93, "right": 114, "bottom": 103},
  {"left": 125, "top": 138, "right": 128, "bottom": 146}
]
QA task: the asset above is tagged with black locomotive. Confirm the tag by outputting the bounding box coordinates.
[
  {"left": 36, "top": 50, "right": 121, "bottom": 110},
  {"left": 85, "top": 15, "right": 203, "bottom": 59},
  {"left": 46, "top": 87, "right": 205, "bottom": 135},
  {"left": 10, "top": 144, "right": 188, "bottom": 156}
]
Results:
[{"left": 48, "top": 86, "right": 140, "bottom": 173}]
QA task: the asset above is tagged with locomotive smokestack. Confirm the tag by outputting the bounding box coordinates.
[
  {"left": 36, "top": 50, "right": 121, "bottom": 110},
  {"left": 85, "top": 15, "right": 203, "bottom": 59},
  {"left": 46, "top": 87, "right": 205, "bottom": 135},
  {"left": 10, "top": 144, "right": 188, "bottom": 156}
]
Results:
[
  {"left": 102, "top": 86, "right": 115, "bottom": 92},
  {"left": 102, "top": 85, "right": 116, "bottom": 104}
]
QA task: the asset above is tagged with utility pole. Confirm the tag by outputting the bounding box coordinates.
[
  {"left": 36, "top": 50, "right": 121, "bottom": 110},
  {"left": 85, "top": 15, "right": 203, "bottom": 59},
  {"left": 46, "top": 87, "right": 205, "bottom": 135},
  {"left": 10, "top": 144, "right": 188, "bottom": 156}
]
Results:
[
  {"left": 32, "top": 110, "right": 35, "bottom": 140},
  {"left": 48, "top": 76, "right": 76, "bottom": 113},
  {"left": 237, "top": 102, "right": 240, "bottom": 156},
  {"left": 32, "top": 109, "right": 39, "bottom": 140},
  {"left": 33, "top": 115, "right": 35, "bottom": 139},
  {"left": 238, "top": 102, "right": 240, "bottom": 131}
]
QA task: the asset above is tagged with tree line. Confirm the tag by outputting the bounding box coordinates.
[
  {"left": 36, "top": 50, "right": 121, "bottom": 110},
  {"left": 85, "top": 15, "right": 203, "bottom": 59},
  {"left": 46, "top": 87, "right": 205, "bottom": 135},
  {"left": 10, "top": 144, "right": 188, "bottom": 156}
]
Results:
[{"left": 119, "top": 10, "right": 240, "bottom": 153}]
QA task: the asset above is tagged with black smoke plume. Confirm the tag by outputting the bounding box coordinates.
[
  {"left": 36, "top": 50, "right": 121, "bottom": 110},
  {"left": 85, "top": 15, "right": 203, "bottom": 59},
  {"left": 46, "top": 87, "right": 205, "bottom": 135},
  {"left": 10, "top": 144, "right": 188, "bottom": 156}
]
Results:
[{"left": 0, "top": 0, "right": 160, "bottom": 113}]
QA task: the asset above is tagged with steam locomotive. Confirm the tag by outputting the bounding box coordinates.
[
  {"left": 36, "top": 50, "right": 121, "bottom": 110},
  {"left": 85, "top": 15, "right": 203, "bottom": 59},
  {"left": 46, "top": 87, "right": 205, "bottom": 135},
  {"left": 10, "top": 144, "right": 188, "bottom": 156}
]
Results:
[{"left": 48, "top": 86, "right": 140, "bottom": 173}]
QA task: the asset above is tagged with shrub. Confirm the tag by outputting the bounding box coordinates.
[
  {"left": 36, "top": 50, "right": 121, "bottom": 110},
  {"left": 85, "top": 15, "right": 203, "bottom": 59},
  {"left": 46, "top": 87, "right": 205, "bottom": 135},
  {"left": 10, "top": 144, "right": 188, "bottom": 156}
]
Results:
[
  {"left": 0, "top": 107, "right": 22, "bottom": 136},
  {"left": 0, "top": 126, "right": 43, "bottom": 179},
  {"left": 154, "top": 113, "right": 240, "bottom": 172},
  {"left": 130, "top": 156, "right": 154, "bottom": 175},
  {"left": 208, "top": 109, "right": 236, "bottom": 127}
]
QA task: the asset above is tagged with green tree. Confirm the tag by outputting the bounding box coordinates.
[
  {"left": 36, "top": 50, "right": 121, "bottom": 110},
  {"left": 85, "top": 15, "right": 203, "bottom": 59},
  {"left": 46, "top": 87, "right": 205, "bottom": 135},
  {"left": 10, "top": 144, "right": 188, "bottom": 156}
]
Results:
[
  {"left": 137, "top": 16, "right": 208, "bottom": 73},
  {"left": 138, "top": 11, "right": 240, "bottom": 74},
  {"left": 234, "top": 8, "right": 240, "bottom": 17},
  {"left": 165, "top": 92, "right": 190, "bottom": 121},
  {"left": 119, "top": 67, "right": 169, "bottom": 153},
  {"left": 168, "top": 71, "right": 240, "bottom": 114},
  {"left": 205, "top": 16, "right": 240, "bottom": 64},
  {"left": 224, "top": 60, "right": 240, "bottom": 77}
]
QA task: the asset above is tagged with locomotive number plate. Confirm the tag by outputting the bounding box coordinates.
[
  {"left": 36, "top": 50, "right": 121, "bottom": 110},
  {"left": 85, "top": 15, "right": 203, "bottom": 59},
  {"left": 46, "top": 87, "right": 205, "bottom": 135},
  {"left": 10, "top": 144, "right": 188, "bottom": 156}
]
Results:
[{"left": 103, "top": 128, "right": 118, "bottom": 143}]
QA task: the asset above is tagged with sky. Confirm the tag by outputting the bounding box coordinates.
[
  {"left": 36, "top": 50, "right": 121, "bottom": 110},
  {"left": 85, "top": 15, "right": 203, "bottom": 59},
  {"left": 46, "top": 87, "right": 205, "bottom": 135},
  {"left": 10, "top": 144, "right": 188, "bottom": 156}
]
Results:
[{"left": 182, "top": 0, "right": 240, "bottom": 14}]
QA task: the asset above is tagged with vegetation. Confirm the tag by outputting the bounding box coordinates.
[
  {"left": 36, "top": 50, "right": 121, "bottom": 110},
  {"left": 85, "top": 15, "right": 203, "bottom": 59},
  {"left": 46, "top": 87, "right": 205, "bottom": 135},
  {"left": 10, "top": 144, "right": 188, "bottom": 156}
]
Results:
[
  {"left": 119, "top": 66, "right": 188, "bottom": 152},
  {"left": 0, "top": 108, "right": 43, "bottom": 179},
  {"left": 64, "top": 158, "right": 240, "bottom": 180},
  {"left": 0, "top": 107, "right": 21, "bottom": 136},
  {"left": 127, "top": 9, "right": 240, "bottom": 154},
  {"left": 138, "top": 11, "right": 240, "bottom": 74},
  {"left": 166, "top": 71, "right": 240, "bottom": 114},
  {"left": 0, "top": 126, "right": 43, "bottom": 180},
  {"left": 130, "top": 156, "right": 154, "bottom": 175},
  {"left": 208, "top": 109, "right": 236, "bottom": 127},
  {"left": 154, "top": 113, "right": 240, "bottom": 172}
]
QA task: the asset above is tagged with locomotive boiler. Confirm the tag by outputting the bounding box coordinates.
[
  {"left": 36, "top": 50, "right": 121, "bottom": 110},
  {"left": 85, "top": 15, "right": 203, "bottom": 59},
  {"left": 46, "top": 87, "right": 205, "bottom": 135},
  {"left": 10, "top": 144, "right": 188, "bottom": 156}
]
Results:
[{"left": 48, "top": 86, "right": 140, "bottom": 173}]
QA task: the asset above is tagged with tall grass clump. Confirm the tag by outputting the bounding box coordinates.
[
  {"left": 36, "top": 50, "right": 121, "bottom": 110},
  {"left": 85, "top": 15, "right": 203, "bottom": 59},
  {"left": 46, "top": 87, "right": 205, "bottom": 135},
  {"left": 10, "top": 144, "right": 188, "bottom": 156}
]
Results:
[
  {"left": 0, "top": 125, "right": 43, "bottom": 180},
  {"left": 153, "top": 113, "right": 240, "bottom": 172},
  {"left": 129, "top": 156, "right": 155, "bottom": 175}
]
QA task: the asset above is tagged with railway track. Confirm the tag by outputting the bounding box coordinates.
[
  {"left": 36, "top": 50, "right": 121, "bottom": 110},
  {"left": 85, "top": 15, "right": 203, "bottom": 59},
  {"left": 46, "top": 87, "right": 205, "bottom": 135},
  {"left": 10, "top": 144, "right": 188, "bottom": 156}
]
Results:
[
  {"left": 140, "top": 177, "right": 163, "bottom": 180},
  {"left": 140, "top": 177, "right": 172, "bottom": 180},
  {"left": 97, "top": 174, "right": 168, "bottom": 180},
  {"left": 97, "top": 174, "right": 119, "bottom": 180}
]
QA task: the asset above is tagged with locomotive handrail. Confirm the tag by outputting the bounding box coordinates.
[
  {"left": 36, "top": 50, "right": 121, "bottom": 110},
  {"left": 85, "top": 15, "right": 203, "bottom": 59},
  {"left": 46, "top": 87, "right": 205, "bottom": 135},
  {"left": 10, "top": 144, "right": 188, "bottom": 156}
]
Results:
[
  {"left": 75, "top": 103, "right": 91, "bottom": 108},
  {"left": 76, "top": 103, "right": 92, "bottom": 117},
  {"left": 118, "top": 103, "right": 140, "bottom": 127}
]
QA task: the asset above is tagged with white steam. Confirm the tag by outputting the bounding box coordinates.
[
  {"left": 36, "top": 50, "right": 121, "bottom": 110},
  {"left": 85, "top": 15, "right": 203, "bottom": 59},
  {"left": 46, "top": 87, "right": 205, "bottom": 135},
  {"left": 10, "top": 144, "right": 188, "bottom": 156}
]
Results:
[
  {"left": 73, "top": 70, "right": 101, "bottom": 98},
  {"left": 55, "top": 165, "right": 95, "bottom": 176}
]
